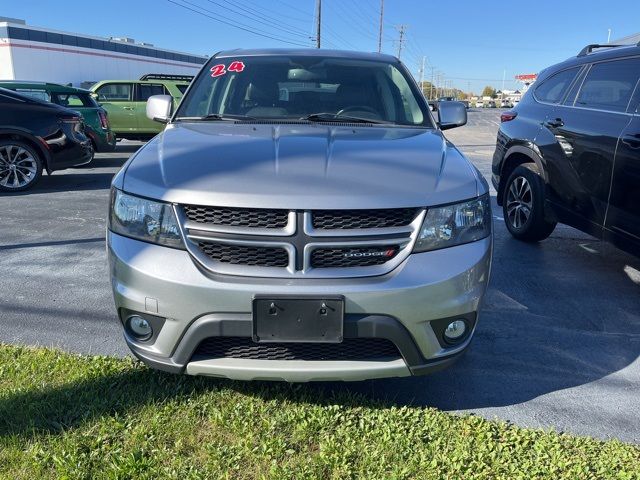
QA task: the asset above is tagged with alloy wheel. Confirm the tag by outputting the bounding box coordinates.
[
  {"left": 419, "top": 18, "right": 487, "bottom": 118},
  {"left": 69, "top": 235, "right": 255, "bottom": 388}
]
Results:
[
  {"left": 0, "top": 144, "right": 38, "bottom": 189},
  {"left": 506, "top": 176, "right": 533, "bottom": 230}
]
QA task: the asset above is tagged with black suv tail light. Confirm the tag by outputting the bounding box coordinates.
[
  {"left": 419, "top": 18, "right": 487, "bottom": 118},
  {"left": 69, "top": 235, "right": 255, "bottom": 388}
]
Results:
[
  {"left": 500, "top": 111, "right": 518, "bottom": 122},
  {"left": 59, "top": 115, "right": 84, "bottom": 132}
]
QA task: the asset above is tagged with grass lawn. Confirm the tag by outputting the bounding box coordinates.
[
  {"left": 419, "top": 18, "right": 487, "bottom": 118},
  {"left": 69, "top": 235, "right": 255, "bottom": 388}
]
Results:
[{"left": 0, "top": 344, "right": 638, "bottom": 479}]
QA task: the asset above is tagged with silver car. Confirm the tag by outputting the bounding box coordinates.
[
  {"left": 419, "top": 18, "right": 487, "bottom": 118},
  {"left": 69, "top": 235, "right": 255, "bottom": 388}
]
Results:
[{"left": 108, "top": 49, "right": 492, "bottom": 382}]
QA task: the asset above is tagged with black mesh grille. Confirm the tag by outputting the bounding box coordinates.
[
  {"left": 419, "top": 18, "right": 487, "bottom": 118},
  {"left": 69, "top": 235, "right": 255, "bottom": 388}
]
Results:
[
  {"left": 193, "top": 337, "right": 401, "bottom": 361},
  {"left": 312, "top": 208, "right": 419, "bottom": 229},
  {"left": 312, "top": 246, "right": 399, "bottom": 268},
  {"left": 184, "top": 205, "right": 288, "bottom": 229},
  {"left": 197, "top": 242, "right": 288, "bottom": 267}
]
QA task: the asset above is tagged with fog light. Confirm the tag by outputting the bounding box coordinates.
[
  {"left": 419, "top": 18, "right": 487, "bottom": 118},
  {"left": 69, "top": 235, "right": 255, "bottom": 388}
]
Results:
[
  {"left": 443, "top": 320, "right": 467, "bottom": 343},
  {"left": 127, "top": 315, "right": 152, "bottom": 340}
]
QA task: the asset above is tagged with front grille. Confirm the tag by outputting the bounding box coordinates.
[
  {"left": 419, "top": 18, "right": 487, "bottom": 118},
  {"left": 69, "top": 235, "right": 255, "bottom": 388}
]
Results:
[
  {"left": 311, "top": 246, "right": 399, "bottom": 268},
  {"left": 312, "top": 208, "right": 419, "bottom": 229},
  {"left": 181, "top": 205, "right": 422, "bottom": 278},
  {"left": 193, "top": 337, "right": 401, "bottom": 361},
  {"left": 184, "top": 205, "right": 288, "bottom": 228},
  {"left": 197, "top": 242, "right": 288, "bottom": 267}
]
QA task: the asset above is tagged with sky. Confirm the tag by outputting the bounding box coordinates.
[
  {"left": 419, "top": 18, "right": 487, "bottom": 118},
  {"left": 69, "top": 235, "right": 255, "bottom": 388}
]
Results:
[{"left": 2, "top": 0, "right": 640, "bottom": 94}]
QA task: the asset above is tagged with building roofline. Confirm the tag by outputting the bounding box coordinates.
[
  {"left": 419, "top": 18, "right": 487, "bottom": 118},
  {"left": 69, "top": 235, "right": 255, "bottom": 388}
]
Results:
[{"left": 0, "top": 19, "right": 207, "bottom": 58}]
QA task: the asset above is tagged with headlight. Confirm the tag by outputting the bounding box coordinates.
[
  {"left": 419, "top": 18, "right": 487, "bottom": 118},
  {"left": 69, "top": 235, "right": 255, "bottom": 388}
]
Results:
[
  {"left": 109, "top": 189, "right": 184, "bottom": 249},
  {"left": 414, "top": 195, "right": 491, "bottom": 252}
]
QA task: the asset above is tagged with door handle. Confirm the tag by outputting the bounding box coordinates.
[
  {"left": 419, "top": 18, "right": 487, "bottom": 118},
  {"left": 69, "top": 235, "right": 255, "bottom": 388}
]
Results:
[
  {"left": 543, "top": 118, "right": 564, "bottom": 128},
  {"left": 123, "top": 106, "right": 134, "bottom": 110},
  {"left": 622, "top": 134, "right": 640, "bottom": 149}
]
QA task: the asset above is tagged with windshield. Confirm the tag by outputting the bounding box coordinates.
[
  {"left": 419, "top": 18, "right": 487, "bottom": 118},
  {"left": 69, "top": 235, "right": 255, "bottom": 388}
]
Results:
[{"left": 175, "top": 55, "right": 431, "bottom": 126}]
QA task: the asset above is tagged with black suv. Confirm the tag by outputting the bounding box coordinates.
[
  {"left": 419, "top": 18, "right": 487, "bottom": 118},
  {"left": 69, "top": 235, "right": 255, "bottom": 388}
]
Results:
[
  {"left": 0, "top": 87, "right": 93, "bottom": 192},
  {"left": 492, "top": 43, "right": 640, "bottom": 256}
]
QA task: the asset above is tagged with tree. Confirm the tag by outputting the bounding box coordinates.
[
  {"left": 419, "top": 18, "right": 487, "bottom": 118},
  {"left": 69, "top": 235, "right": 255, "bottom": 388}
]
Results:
[
  {"left": 418, "top": 81, "right": 436, "bottom": 99},
  {"left": 481, "top": 86, "right": 496, "bottom": 98}
]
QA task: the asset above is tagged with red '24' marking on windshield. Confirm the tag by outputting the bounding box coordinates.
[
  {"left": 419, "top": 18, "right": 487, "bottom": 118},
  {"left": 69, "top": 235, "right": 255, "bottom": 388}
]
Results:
[{"left": 210, "top": 60, "right": 245, "bottom": 77}]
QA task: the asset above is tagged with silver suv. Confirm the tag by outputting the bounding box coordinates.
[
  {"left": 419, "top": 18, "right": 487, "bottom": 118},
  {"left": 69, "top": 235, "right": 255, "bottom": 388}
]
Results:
[{"left": 108, "top": 49, "right": 492, "bottom": 381}]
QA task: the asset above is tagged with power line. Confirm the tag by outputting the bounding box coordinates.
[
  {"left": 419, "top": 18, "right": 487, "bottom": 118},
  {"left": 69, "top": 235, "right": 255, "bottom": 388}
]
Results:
[
  {"left": 167, "top": 0, "right": 312, "bottom": 47},
  {"left": 204, "top": 0, "right": 312, "bottom": 39},
  {"left": 331, "top": 0, "right": 378, "bottom": 42},
  {"left": 212, "top": 0, "right": 313, "bottom": 37},
  {"left": 269, "top": 0, "right": 315, "bottom": 19}
]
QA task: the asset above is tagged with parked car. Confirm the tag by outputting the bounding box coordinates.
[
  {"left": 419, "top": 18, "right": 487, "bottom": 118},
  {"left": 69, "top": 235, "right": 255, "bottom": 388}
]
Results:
[
  {"left": 108, "top": 49, "right": 492, "bottom": 382},
  {"left": 492, "top": 43, "right": 640, "bottom": 257},
  {"left": 475, "top": 100, "right": 484, "bottom": 108},
  {"left": 0, "top": 87, "right": 93, "bottom": 191},
  {"left": 500, "top": 100, "right": 513, "bottom": 108},
  {"left": 486, "top": 100, "right": 497, "bottom": 108},
  {"left": 0, "top": 81, "right": 116, "bottom": 153},
  {"left": 91, "top": 74, "right": 191, "bottom": 141}
]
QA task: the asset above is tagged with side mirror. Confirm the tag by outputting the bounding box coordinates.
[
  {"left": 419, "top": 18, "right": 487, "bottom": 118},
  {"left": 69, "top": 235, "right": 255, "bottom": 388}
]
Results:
[
  {"left": 438, "top": 101, "right": 467, "bottom": 130},
  {"left": 146, "top": 95, "right": 173, "bottom": 123}
]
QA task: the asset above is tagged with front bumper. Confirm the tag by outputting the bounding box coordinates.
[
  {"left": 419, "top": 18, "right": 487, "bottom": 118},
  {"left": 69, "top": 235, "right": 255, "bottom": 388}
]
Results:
[{"left": 108, "top": 232, "right": 492, "bottom": 381}]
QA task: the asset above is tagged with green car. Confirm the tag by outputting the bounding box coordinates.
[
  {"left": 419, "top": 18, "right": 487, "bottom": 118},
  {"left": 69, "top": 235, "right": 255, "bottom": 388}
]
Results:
[
  {"left": 0, "top": 80, "right": 116, "bottom": 153},
  {"left": 91, "top": 74, "right": 191, "bottom": 141}
]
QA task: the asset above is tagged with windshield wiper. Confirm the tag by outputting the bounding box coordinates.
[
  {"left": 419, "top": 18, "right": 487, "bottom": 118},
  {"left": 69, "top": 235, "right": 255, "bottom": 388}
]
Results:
[
  {"left": 302, "top": 113, "right": 389, "bottom": 124},
  {"left": 175, "top": 113, "right": 257, "bottom": 121}
]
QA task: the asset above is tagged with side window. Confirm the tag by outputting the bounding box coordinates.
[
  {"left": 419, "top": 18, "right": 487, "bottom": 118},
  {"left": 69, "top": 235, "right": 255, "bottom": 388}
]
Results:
[
  {"left": 137, "top": 84, "right": 167, "bottom": 101},
  {"left": 97, "top": 83, "right": 132, "bottom": 101},
  {"left": 534, "top": 67, "right": 580, "bottom": 104},
  {"left": 175, "top": 84, "right": 189, "bottom": 94},
  {"left": 575, "top": 58, "right": 640, "bottom": 112}
]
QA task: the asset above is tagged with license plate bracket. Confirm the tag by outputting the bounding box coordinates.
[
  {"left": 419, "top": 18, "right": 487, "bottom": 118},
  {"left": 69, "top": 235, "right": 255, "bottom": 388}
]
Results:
[{"left": 252, "top": 296, "right": 344, "bottom": 343}]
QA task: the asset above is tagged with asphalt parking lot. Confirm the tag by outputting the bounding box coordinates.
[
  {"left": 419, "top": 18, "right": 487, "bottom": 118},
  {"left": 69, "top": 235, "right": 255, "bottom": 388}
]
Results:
[{"left": 1, "top": 108, "right": 638, "bottom": 443}]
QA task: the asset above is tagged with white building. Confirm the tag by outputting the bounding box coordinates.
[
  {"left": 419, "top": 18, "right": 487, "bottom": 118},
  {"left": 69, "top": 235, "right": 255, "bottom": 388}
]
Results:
[{"left": 0, "top": 18, "right": 207, "bottom": 87}]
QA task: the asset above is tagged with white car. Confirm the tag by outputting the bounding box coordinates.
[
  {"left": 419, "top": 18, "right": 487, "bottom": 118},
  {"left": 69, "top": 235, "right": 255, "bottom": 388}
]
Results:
[{"left": 475, "top": 101, "right": 484, "bottom": 108}]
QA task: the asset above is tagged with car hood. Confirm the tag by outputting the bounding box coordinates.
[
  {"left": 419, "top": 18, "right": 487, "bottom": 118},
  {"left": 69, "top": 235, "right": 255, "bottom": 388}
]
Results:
[{"left": 121, "top": 122, "right": 483, "bottom": 209}]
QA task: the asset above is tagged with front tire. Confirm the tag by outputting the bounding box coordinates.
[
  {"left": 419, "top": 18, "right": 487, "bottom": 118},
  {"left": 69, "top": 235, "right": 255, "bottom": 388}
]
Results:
[
  {"left": 0, "top": 140, "right": 44, "bottom": 192},
  {"left": 503, "top": 163, "right": 556, "bottom": 242}
]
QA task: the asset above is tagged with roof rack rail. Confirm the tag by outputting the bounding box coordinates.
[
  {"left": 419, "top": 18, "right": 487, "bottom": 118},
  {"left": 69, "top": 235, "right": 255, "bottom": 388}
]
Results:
[
  {"left": 139, "top": 73, "right": 194, "bottom": 82},
  {"left": 577, "top": 44, "right": 630, "bottom": 56}
]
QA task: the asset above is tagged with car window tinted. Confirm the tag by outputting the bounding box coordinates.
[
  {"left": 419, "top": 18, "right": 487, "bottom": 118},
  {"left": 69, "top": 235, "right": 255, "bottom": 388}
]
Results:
[
  {"left": 534, "top": 67, "right": 580, "bottom": 104},
  {"left": 137, "top": 84, "right": 167, "bottom": 101},
  {"left": 575, "top": 58, "right": 640, "bottom": 112},
  {"left": 97, "top": 83, "right": 132, "bottom": 101},
  {"left": 15, "top": 88, "right": 51, "bottom": 102},
  {"left": 50, "top": 93, "right": 95, "bottom": 107},
  {"left": 176, "top": 84, "right": 189, "bottom": 94},
  {"left": 176, "top": 55, "right": 431, "bottom": 126}
]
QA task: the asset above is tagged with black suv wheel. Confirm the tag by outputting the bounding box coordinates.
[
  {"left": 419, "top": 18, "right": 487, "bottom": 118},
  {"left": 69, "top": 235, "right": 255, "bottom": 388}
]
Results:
[
  {"left": 503, "top": 163, "right": 556, "bottom": 242},
  {"left": 0, "top": 139, "right": 44, "bottom": 192}
]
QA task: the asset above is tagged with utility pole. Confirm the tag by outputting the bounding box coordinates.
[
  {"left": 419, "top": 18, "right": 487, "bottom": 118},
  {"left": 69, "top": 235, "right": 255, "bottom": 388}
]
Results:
[
  {"left": 501, "top": 69, "right": 506, "bottom": 102},
  {"left": 419, "top": 56, "right": 426, "bottom": 96},
  {"left": 315, "top": 0, "right": 322, "bottom": 49},
  {"left": 429, "top": 66, "right": 435, "bottom": 100},
  {"left": 396, "top": 25, "right": 407, "bottom": 59},
  {"left": 378, "top": 0, "right": 384, "bottom": 53}
]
